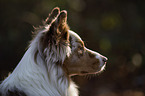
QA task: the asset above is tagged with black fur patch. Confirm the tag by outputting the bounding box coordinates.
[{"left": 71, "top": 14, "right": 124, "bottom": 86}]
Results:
[{"left": 1, "top": 90, "right": 27, "bottom": 96}]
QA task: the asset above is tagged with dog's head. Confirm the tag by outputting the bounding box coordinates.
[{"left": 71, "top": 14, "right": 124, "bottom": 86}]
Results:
[
  {"left": 63, "top": 30, "right": 108, "bottom": 76},
  {"left": 37, "top": 7, "right": 107, "bottom": 76}
]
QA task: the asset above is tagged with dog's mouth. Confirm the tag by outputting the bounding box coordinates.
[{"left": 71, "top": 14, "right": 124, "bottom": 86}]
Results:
[
  {"left": 98, "top": 63, "right": 106, "bottom": 72},
  {"left": 79, "top": 63, "right": 106, "bottom": 75},
  {"left": 80, "top": 71, "right": 89, "bottom": 74},
  {"left": 95, "top": 62, "right": 107, "bottom": 74}
]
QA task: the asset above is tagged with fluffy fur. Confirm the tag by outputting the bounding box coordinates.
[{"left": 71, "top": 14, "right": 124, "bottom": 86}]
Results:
[{"left": 0, "top": 7, "right": 107, "bottom": 96}]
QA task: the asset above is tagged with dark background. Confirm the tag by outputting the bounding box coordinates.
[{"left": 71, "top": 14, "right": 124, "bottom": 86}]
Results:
[{"left": 0, "top": 0, "right": 145, "bottom": 96}]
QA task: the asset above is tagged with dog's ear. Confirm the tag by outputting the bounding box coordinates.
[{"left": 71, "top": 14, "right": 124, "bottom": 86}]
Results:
[
  {"left": 45, "top": 7, "right": 60, "bottom": 25},
  {"left": 43, "top": 9, "right": 69, "bottom": 47},
  {"left": 49, "top": 10, "right": 69, "bottom": 43},
  {"left": 56, "top": 10, "right": 69, "bottom": 41}
]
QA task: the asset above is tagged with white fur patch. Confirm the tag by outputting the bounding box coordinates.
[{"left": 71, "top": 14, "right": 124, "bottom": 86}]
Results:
[{"left": 0, "top": 29, "right": 78, "bottom": 96}]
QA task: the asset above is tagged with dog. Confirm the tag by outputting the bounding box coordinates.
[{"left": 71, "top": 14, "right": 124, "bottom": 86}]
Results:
[{"left": 0, "top": 7, "right": 107, "bottom": 96}]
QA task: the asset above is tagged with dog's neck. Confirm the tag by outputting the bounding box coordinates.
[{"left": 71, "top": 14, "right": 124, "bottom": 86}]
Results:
[{"left": 0, "top": 32, "right": 78, "bottom": 96}]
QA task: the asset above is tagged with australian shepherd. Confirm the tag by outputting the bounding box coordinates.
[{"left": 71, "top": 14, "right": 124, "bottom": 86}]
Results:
[{"left": 0, "top": 7, "right": 107, "bottom": 96}]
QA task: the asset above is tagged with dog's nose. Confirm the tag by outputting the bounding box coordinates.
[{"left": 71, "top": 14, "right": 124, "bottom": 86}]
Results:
[{"left": 102, "top": 57, "right": 108, "bottom": 63}]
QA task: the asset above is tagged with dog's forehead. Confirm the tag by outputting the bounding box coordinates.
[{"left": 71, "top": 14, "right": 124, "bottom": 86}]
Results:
[{"left": 68, "top": 30, "right": 82, "bottom": 41}]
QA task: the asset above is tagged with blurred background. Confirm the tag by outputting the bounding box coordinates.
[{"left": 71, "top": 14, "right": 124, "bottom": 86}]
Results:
[{"left": 0, "top": 0, "right": 145, "bottom": 96}]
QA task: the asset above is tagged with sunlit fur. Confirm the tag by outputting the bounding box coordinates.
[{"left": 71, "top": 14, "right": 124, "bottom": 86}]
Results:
[{"left": 0, "top": 7, "right": 107, "bottom": 96}]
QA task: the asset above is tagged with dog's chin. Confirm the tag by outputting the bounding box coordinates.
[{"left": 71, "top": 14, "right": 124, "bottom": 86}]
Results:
[{"left": 68, "top": 64, "right": 106, "bottom": 76}]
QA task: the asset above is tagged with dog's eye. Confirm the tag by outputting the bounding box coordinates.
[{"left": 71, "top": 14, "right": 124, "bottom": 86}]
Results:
[
  {"left": 78, "top": 47, "right": 84, "bottom": 56},
  {"left": 78, "top": 49, "right": 83, "bottom": 54}
]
